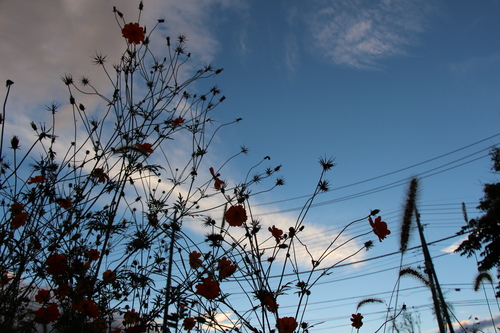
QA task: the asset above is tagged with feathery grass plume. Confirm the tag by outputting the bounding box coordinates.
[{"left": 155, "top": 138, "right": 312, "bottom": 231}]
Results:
[
  {"left": 400, "top": 177, "right": 419, "bottom": 253},
  {"left": 473, "top": 272, "right": 493, "bottom": 291},
  {"left": 356, "top": 298, "right": 384, "bottom": 310},
  {"left": 461, "top": 202, "right": 469, "bottom": 224},
  {"left": 399, "top": 267, "right": 429, "bottom": 286}
]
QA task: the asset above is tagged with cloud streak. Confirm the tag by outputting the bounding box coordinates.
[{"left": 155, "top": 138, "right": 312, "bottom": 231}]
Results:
[{"left": 309, "top": 0, "right": 436, "bottom": 69}]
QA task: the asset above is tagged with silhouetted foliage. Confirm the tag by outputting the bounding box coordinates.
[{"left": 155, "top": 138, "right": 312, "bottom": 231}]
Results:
[{"left": 456, "top": 147, "right": 500, "bottom": 297}]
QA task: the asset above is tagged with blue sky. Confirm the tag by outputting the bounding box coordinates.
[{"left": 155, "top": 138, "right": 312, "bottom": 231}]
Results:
[{"left": 2, "top": 0, "right": 500, "bottom": 332}]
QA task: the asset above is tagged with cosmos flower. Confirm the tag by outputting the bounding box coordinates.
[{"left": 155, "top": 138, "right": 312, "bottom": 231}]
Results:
[
  {"left": 87, "top": 249, "right": 100, "bottom": 261},
  {"left": 9, "top": 202, "right": 28, "bottom": 229},
  {"left": 189, "top": 251, "right": 202, "bottom": 269},
  {"left": 27, "top": 175, "right": 45, "bottom": 184},
  {"left": 209, "top": 167, "right": 224, "bottom": 190},
  {"left": 368, "top": 216, "right": 391, "bottom": 242},
  {"left": 57, "top": 197, "right": 73, "bottom": 209},
  {"left": 34, "top": 303, "right": 60, "bottom": 324},
  {"left": 91, "top": 168, "right": 109, "bottom": 183},
  {"left": 268, "top": 225, "right": 283, "bottom": 243},
  {"left": 276, "top": 317, "right": 298, "bottom": 333},
  {"left": 121, "top": 23, "right": 145, "bottom": 44},
  {"left": 351, "top": 313, "right": 363, "bottom": 329},
  {"left": 182, "top": 317, "right": 196, "bottom": 331},
  {"left": 124, "top": 309, "right": 140, "bottom": 325},
  {"left": 225, "top": 205, "right": 247, "bottom": 227},
  {"left": 195, "top": 277, "right": 221, "bottom": 300},
  {"left": 45, "top": 253, "right": 68, "bottom": 276},
  {"left": 135, "top": 142, "right": 154, "bottom": 154},
  {"left": 217, "top": 257, "right": 237, "bottom": 279},
  {"left": 73, "top": 299, "right": 101, "bottom": 318},
  {"left": 102, "top": 269, "right": 116, "bottom": 283},
  {"left": 35, "top": 289, "right": 51, "bottom": 304},
  {"left": 171, "top": 117, "right": 185, "bottom": 128}
]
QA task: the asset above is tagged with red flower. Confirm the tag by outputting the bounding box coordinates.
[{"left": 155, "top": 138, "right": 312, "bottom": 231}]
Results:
[
  {"left": 171, "top": 117, "right": 185, "bottom": 128},
  {"left": 35, "top": 289, "right": 51, "bottom": 304},
  {"left": 217, "top": 257, "right": 237, "bottom": 279},
  {"left": 225, "top": 205, "right": 247, "bottom": 227},
  {"left": 351, "top": 313, "right": 363, "bottom": 329},
  {"left": 122, "top": 23, "right": 145, "bottom": 44},
  {"left": 369, "top": 216, "right": 391, "bottom": 242},
  {"left": 189, "top": 251, "right": 202, "bottom": 269},
  {"left": 268, "top": 225, "right": 283, "bottom": 243},
  {"left": 276, "top": 317, "right": 298, "bottom": 333},
  {"left": 135, "top": 142, "right": 154, "bottom": 154},
  {"left": 46, "top": 253, "right": 68, "bottom": 276},
  {"left": 57, "top": 197, "right": 73, "bottom": 209},
  {"left": 73, "top": 299, "right": 101, "bottom": 318},
  {"left": 54, "top": 282, "right": 69, "bottom": 300},
  {"left": 27, "top": 175, "right": 45, "bottom": 184},
  {"left": 91, "top": 168, "right": 109, "bottom": 183},
  {"left": 9, "top": 202, "right": 28, "bottom": 229},
  {"left": 87, "top": 249, "right": 100, "bottom": 261},
  {"left": 195, "top": 277, "right": 221, "bottom": 300},
  {"left": 102, "top": 269, "right": 116, "bottom": 283},
  {"left": 34, "top": 303, "right": 60, "bottom": 324},
  {"left": 209, "top": 167, "right": 224, "bottom": 190},
  {"left": 124, "top": 309, "right": 140, "bottom": 325},
  {"left": 182, "top": 317, "right": 196, "bottom": 331}
]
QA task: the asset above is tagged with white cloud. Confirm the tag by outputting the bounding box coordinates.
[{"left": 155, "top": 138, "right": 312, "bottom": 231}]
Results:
[
  {"left": 308, "top": 0, "right": 437, "bottom": 69},
  {"left": 0, "top": 0, "right": 237, "bottom": 113}
]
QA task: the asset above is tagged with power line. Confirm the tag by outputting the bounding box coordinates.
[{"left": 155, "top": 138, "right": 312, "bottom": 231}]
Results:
[{"left": 254, "top": 132, "right": 500, "bottom": 207}]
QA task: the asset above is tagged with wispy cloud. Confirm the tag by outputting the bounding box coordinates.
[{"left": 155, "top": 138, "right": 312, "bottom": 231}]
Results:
[
  {"left": 309, "top": 0, "right": 436, "bottom": 69},
  {"left": 0, "top": 0, "right": 236, "bottom": 109}
]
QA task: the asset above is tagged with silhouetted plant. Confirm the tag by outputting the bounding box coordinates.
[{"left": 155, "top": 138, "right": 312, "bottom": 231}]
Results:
[{"left": 0, "top": 4, "right": 392, "bottom": 333}]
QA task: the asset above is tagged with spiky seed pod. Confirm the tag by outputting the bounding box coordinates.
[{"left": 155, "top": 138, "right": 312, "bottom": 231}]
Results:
[
  {"left": 400, "top": 177, "right": 419, "bottom": 253},
  {"left": 473, "top": 272, "right": 493, "bottom": 291},
  {"left": 399, "top": 267, "right": 429, "bottom": 286},
  {"left": 356, "top": 298, "right": 384, "bottom": 310}
]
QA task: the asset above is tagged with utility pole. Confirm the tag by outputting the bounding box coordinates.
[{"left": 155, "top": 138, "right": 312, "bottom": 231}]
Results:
[{"left": 415, "top": 208, "right": 455, "bottom": 333}]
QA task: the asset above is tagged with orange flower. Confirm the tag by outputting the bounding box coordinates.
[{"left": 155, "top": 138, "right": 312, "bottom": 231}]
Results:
[
  {"left": 351, "top": 313, "right": 363, "bottom": 329},
  {"left": 54, "top": 282, "right": 69, "bottom": 300},
  {"left": 73, "top": 299, "right": 100, "bottom": 318},
  {"left": 46, "top": 253, "right": 68, "bottom": 276},
  {"left": 27, "top": 175, "right": 45, "bottom": 184},
  {"left": 225, "top": 205, "right": 247, "bottom": 227},
  {"left": 209, "top": 167, "right": 224, "bottom": 190},
  {"left": 102, "top": 269, "right": 116, "bottom": 283},
  {"left": 189, "top": 251, "right": 202, "bottom": 269},
  {"left": 57, "top": 197, "right": 73, "bottom": 209},
  {"left": 9, "top": 202, "right": 28, "bottom": 229},
  {"left": 182, "top": 317, "right": 196, "bottom": 331},
  {"left": 122, "top": 22, "right": 145, "bottom": 44},
  {"left": 217, "top": 257, "right": 237, "bottom": 279},
  {"left": 276, "top": 317, "right": 298, "bottom": 333},
  {"left": 268, "top": 225, "right": 283, "bottom": 243},
  {"left": 123, "top": 309, "right": 140, "bottom": 325},
  {"left": 195, "top": 277, "right": 221, "bottom": 300},
  {"left": 87, "top": 249, "right": 100, "bottom": 261},
  {"left": 34, "top": 303, "right": 60, "bottom": 324},
  {"left": 35, "top": 289, "right": 51, "bottom": 304},
  {"left": 369, "top": 216, "right": 391, "bottom": 242},
  {"left": 171, "top": 117, "right": 185, "bottom": 128},
  {"left": 91, "top": 168, "right": 109, "bottom": 183},
  {"left": 135, "top": 142, "right": 154, "bottom": 154}
]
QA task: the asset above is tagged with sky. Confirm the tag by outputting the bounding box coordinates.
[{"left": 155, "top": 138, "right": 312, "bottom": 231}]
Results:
[{"left": 2, "top": 0, "right": 500, "bottom": 332}]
